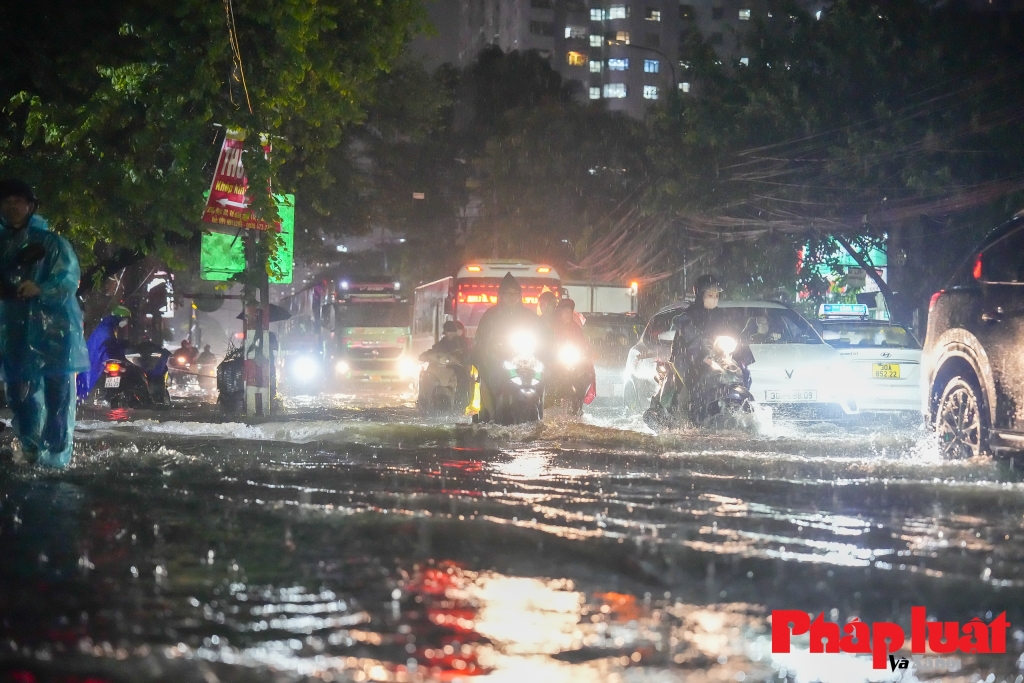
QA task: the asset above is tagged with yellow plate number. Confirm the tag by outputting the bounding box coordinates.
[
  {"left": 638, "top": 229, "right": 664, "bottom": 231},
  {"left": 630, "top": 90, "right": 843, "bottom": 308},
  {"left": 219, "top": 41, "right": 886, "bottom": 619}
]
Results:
[{"left": 872, "top": 363, "right": 901, "bottom": 379}]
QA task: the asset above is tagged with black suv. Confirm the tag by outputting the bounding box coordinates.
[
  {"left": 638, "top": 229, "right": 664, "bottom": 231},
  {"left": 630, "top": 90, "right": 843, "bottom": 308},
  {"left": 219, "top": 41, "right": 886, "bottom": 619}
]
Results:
[{"left": 923, "top": 214, "right": 1024, "bottom": 458}]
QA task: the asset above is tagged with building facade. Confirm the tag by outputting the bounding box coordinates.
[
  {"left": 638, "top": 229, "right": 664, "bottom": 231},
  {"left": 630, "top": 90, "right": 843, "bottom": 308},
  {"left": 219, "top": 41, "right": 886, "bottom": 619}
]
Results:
[{"left": 455, "top": 0, "right": 823, "bottom": 118}]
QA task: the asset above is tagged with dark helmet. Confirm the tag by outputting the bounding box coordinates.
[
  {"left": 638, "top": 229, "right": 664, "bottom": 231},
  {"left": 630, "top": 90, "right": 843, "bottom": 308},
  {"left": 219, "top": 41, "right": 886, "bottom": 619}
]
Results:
[
  {"left": 0, "top": 179, "right": 38, "bottom": 204},
  {"left": 692, "top": 274, "right": 723, "bottom": 299},
  {"left": 454, "top": 320, "right": 466, "bottom": 332},
  {"left": 443, "top": 320, "right": 459, "bottom": 334},
  {"left": 557, "top": 298, "right": 576, "bottom": 313}
]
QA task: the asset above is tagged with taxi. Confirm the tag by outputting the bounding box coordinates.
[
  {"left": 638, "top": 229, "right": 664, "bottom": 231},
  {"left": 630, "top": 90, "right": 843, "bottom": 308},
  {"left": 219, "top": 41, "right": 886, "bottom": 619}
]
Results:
[{"left": 818, "top": 303, "right": 922, "bottom": 413}]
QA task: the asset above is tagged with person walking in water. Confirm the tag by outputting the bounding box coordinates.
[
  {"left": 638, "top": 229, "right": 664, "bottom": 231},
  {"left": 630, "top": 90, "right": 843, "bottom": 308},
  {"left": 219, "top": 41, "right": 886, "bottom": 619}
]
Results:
[{"left": 0, "top": 179, "right": 89, "bottom": 467}]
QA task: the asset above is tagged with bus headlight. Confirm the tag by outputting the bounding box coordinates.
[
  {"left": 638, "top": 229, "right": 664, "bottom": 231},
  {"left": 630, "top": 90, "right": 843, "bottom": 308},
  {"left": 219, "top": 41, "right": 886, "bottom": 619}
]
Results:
[
  {"left": 292, "top": 355, "right": 319, "bottom": 381},
  {"left": 335, "top": 360, "right": 350, "bottom": 375}
]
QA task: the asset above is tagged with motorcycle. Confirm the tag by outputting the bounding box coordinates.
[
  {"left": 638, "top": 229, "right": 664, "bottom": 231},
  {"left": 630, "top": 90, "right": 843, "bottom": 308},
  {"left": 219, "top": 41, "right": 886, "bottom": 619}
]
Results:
[
  {"left": 216, "top": 346, "right": 245, "bottom": 413},
  {"left": 488, "top": 329, "right": 545, "bottom": 425},
  {"left": 643, "top": 334, "right": 755, "bottom": 430},
  {"left": 417, "top": 350, "right": 467, "bottom": 415},
  {"left": 545, "top": 342, "right": 593, "bottom": 417},
  {"left": 100, "top": 358, "right": 163, "bottom": 409}
]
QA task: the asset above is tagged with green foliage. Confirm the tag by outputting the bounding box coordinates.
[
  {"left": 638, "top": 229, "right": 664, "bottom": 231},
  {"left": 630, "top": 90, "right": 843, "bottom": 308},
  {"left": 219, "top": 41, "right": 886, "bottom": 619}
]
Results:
[{"left": 0, "top": 0, "right": 424, "bottom": 266}]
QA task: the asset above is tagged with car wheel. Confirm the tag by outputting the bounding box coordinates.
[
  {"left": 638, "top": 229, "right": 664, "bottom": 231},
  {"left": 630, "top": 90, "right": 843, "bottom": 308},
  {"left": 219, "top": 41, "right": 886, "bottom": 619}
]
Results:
[
  {"left": 936, "top": 376, "right": 986, "bottom": 459},
  {"left": 624, "top": 380, "right": 641, "bottom": 414}
]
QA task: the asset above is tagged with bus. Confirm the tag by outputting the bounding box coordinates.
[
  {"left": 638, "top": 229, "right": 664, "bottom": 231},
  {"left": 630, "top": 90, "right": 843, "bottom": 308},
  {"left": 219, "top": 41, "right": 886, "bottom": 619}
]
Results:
[{"left": 413, "top": 260, "right": 561, "bottom": 356}]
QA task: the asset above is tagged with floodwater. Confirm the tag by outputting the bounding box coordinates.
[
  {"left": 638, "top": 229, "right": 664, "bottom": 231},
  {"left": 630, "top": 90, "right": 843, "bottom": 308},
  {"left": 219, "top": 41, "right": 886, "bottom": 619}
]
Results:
[{"left": 2, "top": 389, "right": 1024, "bottom": 683}]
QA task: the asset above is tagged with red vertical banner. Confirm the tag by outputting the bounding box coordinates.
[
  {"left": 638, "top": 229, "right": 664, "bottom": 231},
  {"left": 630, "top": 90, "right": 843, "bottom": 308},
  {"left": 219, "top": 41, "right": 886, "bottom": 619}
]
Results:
[{"left": 201, "top": 128, "right": 276, "bottom": 231}]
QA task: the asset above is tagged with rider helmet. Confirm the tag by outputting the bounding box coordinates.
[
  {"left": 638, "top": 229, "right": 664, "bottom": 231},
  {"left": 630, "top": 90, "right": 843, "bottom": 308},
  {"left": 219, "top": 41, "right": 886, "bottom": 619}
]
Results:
[
  {"left": 692, "top": 274, "right": 723, "bottom": 299},
  {"left": 442, "top": 320, "right": 459, "bottom": 334}
]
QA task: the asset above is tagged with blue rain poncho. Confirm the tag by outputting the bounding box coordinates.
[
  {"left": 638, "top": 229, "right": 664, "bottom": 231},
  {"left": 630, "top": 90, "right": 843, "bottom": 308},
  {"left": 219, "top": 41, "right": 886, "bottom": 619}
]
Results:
[
  {"left": 0, "top": 215, "right": 89, "bottom": 379},
  {"left": 0, "top": 214, "right": 89, "bottom": 468},
  {"left": 77, "top": 315, "right": 127, "bottom": 399}
]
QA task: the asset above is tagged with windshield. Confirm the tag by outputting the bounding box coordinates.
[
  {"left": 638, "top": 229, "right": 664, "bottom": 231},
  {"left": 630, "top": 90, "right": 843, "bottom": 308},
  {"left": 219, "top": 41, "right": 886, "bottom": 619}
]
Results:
[
  {"left": 664, "top": 306, "right": 822, "bottom": 344},
  {"left": 821, "top": 323, "right": 919, "bottom": 349},
  {"left": 334, "top": 303, "right": 410, "bottom": 328},
  {"left": 583, "top": 319, "right": 642, "bottom": 366}
]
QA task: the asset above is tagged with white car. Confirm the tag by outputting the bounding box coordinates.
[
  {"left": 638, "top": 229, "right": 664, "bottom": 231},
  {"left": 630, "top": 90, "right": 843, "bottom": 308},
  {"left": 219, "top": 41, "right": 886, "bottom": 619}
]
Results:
[
  {"left": 624, "top": 300, "right": 859, "bottom": 419},
  {"left": 819, "top": 317, "right": 921, "bottom": 413}
]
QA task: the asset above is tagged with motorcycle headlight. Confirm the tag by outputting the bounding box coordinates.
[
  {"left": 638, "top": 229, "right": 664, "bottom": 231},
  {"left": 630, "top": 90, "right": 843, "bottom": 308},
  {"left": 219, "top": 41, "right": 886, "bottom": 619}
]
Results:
[
  {"left": 335, "top": 360, "right": 350, "bottom": 375},
  {"left": 509, "top": 330, "right": 538, "bottom": 357},
  {"left": 714, "top": 336, "right": 737, "bottom": 356},
  {"left": 399, "top": 356, "right": 420, "bottom": 379},
  {"left": 558, "top": 344, "right": 582, "bottom": 368}
]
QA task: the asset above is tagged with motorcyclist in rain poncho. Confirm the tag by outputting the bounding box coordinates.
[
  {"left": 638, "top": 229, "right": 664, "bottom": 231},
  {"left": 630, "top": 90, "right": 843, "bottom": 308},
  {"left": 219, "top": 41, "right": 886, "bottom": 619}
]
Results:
[
  {"left": 0, "top": 179, "right": 89, "bottom": 468},
  {"left": 77, "top": 305, "right": 130, "bottom": 400}
]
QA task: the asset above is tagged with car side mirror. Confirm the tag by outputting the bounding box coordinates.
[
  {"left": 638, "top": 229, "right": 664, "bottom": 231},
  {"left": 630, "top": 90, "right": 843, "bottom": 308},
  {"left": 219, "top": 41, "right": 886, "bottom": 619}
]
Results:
[
  {"left": 443, "top": 296, "right": 454, "bottom": 315},
  {"left": 657, "top": 331, "right": 675, "bottom": 344}
]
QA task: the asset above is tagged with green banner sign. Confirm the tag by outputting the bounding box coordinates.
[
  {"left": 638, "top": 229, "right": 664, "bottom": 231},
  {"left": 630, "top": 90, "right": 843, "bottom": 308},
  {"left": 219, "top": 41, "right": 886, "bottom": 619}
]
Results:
[{"left": 200, "top": 194, "right": 294, "bottom": 284}]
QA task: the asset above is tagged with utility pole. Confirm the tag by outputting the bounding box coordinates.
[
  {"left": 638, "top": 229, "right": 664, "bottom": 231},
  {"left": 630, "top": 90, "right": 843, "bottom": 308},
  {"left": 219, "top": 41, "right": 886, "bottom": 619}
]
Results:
[{"left": 243, "top": 233, "right": 273, "bottom": 419}]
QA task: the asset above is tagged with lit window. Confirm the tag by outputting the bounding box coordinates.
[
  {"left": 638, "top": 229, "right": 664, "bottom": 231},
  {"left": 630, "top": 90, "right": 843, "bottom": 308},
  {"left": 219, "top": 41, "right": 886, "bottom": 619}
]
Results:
[
  {"left": 590, "top": 34, "right": 603, "bottom": 46},
  {"left": 590, "top": 8, "right": 605, "bottom": 20},
  {"left": 567, "top": 51, "right": 587, "bottom": 66},
  {"left": 643, "top": 85, "right": 659, "bottom": 99},
  {"left": 679, "top": 81, "right": 690, "bottom": 92},
  {"left": 589, "top": 87, "right": 602, "bottom": 99},
  {"left": 815, "top": 9, "right": 822, "bottom": 19},
  {"left": 608, "top": 58, "right": 629, "bottom": 70},
  {"left": 644, "top": 59, "right": 659, "bottom": 73},
  {"left": 589, "top": 60, "right": 603, "bottom": 72},
  {"left": 739, "top": 56, "right": 749, "bottom": 66},
  {"left": 565, "top": 25, "right": 587, "bottom": 38},
  {"left": 645, "top": 8, "right": 661, "bottom": 20},
  {"left": 615, "top": 30, "right": 630, "bottom": 43},
  {"left": 603, "top": 83, "right": 627, "bottom": 98},
  {"left": 738, "top": 8, "right": 751, "bottom": 20},
  {"left": 608, "top": 5, "right": 629, "bottom": 19}
]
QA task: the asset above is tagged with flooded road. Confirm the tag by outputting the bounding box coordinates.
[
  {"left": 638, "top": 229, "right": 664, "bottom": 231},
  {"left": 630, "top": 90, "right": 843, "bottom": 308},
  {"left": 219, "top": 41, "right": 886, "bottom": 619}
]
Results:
[{"left": 2, "top": 391, "right": 1024, "bottom": 683}]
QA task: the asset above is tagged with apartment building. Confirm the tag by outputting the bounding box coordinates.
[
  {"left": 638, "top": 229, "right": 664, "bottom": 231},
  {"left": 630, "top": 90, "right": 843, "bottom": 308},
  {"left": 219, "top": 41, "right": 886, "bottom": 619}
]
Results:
[{"left": 449, "top": 0, "right": 823, "bottom": 118}]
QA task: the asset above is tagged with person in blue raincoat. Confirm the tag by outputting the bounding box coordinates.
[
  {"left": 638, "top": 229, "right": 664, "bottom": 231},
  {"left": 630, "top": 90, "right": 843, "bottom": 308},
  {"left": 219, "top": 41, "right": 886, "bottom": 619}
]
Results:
[
  {"left": 0, "top": 179, "right": 89, "bottom": 468},
  {"left": 77, "top": 305, "right": 131, "bottom": 401}
]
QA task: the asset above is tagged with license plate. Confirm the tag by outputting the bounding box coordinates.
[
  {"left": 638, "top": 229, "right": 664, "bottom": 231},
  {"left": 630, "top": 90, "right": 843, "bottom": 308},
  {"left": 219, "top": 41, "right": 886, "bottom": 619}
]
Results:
[
  {"left": 104, "top": 376, "right": 121, "bottom": 388},
  {"left": 872, "top": 363, "right": 901, "bottom": 379},
  {"left": 765, "top": 390, "right": 817, "bottom": 402}
]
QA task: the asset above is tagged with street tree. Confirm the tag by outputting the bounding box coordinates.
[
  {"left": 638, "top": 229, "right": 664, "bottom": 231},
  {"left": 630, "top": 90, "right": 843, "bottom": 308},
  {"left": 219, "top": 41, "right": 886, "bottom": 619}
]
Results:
[{"left": 0, "top": 0, "right": 424, "bottom": 282}]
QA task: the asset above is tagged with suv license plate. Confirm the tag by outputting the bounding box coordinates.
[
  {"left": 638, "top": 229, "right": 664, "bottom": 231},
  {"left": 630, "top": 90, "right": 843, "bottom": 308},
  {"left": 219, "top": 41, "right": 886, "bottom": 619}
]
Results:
[
  {"left": 872, "top": 363, "right": 901, "bottom": 379},
  {"left": 765, "top": 390, "right": 816, "bottom": 402},
  {"left": 105, "top": 376, "right": 121, "bottom": 388}
]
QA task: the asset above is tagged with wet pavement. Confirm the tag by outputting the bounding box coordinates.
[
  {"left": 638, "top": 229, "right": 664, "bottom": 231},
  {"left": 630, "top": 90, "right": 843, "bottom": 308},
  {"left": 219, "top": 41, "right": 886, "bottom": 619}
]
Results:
[{"left": 2, "top": 390, "right": 1024, "bottom": 683}]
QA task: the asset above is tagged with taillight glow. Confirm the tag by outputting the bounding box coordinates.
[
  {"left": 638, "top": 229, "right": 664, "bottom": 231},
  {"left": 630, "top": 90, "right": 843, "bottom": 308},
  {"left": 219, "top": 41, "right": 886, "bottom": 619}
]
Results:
[
  {"left": 105, "top": 361, "right": 122, "bottom": 376},
  {"left": 630, "top": 280, "right": 639, "bottom": 294},
  {"left": 929, "top": 290, "right": 944, "bottom": 313},
  {"left": 973, "top": 254, "right": 983, "bottom": 280}
]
